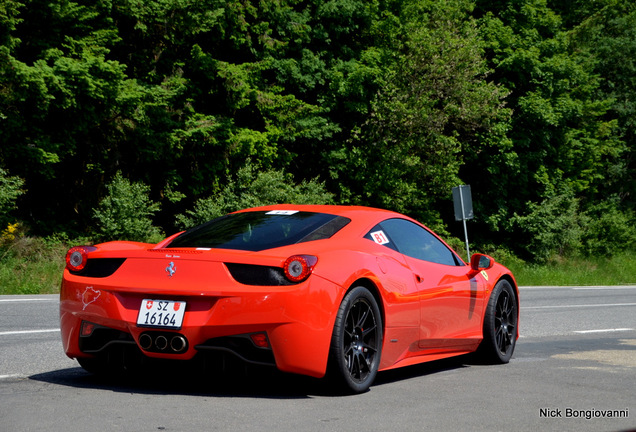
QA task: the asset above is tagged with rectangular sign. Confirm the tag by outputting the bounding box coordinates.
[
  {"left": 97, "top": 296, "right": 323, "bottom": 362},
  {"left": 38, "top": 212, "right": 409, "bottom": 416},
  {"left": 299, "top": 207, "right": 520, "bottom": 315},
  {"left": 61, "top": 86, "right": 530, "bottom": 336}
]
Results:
[{"left": 452, "top": 185, "right": 474, "bottom": 221}]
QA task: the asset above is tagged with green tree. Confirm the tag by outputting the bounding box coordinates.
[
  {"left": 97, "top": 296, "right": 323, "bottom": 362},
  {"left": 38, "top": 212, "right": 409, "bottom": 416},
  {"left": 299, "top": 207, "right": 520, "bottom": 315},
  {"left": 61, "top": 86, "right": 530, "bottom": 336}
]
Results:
[
  {"left": 0, "top": 168, "right": 25, "bottom": 229},
  {"left": 176, "top": 163, "right": 334, "bottom": 229},
  {"left": 0, "top": 0, "right": 136, "bottom": 233},
  {"left": 332, "top": 0, "right": 510, "bottom": 228},
  {"left": 2, "top": 0, "right": 634, "bottom": 263},
  {"left": 469, "top": 0, "right": 626, "bottom": 258},
  {"left": 93, "top": 172, "right": 163, "bottom": 242},
  {"left": 567, "top": 1, "right": 636, "bottom": 209}
]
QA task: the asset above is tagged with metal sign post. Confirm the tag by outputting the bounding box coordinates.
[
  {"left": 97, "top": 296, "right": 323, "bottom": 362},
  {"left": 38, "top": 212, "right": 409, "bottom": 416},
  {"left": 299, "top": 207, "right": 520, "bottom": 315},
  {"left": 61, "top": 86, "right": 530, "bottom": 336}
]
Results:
[{"left": 452, "top": 185, "right": 473, "bottom": 262}]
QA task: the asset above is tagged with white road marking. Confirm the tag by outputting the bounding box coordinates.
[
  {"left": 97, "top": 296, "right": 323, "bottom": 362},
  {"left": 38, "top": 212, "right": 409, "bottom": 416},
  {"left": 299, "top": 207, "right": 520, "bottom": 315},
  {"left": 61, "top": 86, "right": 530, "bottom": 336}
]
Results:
[
  {"left": 572, "top": 286, "right": 636, "bottom": 290},
  {"left": 0, "top": 329, "right": 60, "bottom": 336},
  {"left": 520, "top": 285, "right": 636, "bottom": 290},
  {"left": 0, "top": 298, "right": 57, "bottom": 302},
  {"left": 574, "top": 328, "right": 634, "bottom": 334},
  {"left": 0, "top": 374, "right": 22, "bottom": 380},
  {"left": 525, "top": 303, "right": 636, "bottom": 310}
]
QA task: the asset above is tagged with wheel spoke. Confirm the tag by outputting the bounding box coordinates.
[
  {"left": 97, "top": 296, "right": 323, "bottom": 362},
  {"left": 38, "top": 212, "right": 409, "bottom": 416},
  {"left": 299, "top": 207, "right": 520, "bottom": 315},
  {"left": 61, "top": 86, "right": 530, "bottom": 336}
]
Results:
[
  {"left": 495, "top": 326, "right": 504, "bottom": 351},
  {"left": 352, "top": 352, "right": 366, "bottom": 378},
  {"left": 346, "top": 313, "right": 355, "bottom": 331},
  {"left": 500, "top": 294, "right": 509, "bottom": 315},
  {"left": 354, "top": 353, "right": 363, "bottom": 376},
  {"left": 356, "top": 304, "right": 370, "bottom": 329},
  {"left": 361, "top": 340, "right": 377, "bottom": 357},
  {"left": 344, "top": 344, "right": 354, "bottom": 358},
  {"left": 361, "top": 352, "right": 372, "bottom": 371},
  {"left": 346, "top": 351, "right": 356, "bottom": 375},
  {"left": 349, "top": 354, "right": 357, "bottom": 376},
  {"left": 361, "top": 324, "right": 377, "bottom": 339},
  {"left": 505, "top": 300, "right": 515, "bottom": 316}
]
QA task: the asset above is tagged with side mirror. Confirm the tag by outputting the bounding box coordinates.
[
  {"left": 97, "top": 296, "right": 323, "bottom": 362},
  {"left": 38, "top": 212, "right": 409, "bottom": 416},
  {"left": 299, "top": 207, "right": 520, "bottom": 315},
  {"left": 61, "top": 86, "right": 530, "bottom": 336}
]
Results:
[{"left": 470, "top": 253, "right": 495, "bottom": 271}]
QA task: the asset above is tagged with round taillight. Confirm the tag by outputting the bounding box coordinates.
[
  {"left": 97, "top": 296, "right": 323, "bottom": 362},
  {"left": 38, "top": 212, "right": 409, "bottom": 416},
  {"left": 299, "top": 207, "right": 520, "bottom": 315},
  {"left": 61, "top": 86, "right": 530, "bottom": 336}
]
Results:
[
  {"left": 283, "top": 255, "right": 317, "bottom": 283},
  {"left": 65, "top": 246, "right": 95, "bottom": 272}
]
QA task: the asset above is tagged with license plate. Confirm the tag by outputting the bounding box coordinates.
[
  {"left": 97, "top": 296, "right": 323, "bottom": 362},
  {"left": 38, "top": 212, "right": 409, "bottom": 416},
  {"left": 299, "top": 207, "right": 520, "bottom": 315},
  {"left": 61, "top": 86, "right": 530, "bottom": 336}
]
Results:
[{"left": 137, "top": 299, "right": 186, "bottom": 329}]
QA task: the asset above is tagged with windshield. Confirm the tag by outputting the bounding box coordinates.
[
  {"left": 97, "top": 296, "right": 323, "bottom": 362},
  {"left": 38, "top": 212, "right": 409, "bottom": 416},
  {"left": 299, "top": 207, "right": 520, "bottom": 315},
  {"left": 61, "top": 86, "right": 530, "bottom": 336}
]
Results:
[{"left": 166, "top": 210, "right": 350, "bottom": 252}]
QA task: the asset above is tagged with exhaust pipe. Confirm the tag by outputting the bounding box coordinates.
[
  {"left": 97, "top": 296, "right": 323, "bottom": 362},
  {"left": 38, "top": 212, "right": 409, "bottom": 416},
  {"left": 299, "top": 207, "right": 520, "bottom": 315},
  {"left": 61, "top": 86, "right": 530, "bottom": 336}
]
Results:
[
  {"left": 170, "top": 335, "right": 187, "bottom": 353},
  {"left": 155, "top": 335, "right": 168, "bottom": 351},
  {"left": 138, "top": 332, "right": 188, "bottom": 353},
  {"left": 139, "top": 333, "right": 153, "bottom": 350}
]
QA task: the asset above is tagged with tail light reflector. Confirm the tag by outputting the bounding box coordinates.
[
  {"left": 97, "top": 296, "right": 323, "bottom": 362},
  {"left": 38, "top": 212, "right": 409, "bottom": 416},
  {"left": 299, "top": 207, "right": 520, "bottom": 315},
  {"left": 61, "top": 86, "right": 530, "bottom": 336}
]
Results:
[
  {"left": 250, "top": 333, "right": 270, "bottom": 348},
  {"left": 80, "top": 321, "right": 97, "bottom": 337},
  {"left": 65, "top": 246, "right": 96, "bottom": 272},
  {"left": 283, "top": 255, "right": 317, "bottom": 283}
]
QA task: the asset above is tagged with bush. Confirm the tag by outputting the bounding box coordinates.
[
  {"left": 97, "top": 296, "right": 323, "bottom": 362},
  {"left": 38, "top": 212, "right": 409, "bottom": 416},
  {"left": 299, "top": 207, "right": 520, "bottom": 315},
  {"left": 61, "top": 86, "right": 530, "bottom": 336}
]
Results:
[
  {"left": 1, "top": 222, "right": 20, "bottom": 244},
  {"left": 93, "top": 172, "right": 163, "bottom": 242},
  {"left": 176, "top": 164, "right": 334, "bottom": 229},
  {"left": 511, "top": 194, "right": 585, "bottom": 262},
  {"left": 510, "top": 193, "right": 636, "bottom": 262},
  {"left": 474, "top": 243, "right": 527, "bottom": 270},
  {"left": 581, "top": 198, "right": 636, "bottom": 255}
]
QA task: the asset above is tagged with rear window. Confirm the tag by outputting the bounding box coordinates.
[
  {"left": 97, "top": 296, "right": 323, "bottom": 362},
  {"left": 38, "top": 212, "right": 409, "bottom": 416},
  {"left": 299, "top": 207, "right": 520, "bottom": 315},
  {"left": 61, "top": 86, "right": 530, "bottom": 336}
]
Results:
[{"left": 166, "top": 210, "right": 350, "bottom": 252}]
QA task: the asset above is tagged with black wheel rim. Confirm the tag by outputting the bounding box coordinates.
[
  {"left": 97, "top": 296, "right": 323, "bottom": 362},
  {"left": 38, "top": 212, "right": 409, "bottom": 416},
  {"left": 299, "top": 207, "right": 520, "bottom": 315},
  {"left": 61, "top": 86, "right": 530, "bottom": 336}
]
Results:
[
  {"left": 494, "top": 289, "right": 516, "bottom": 355},
  {"left": 343, "top": 298, "right": 379, "bottom": 383}
]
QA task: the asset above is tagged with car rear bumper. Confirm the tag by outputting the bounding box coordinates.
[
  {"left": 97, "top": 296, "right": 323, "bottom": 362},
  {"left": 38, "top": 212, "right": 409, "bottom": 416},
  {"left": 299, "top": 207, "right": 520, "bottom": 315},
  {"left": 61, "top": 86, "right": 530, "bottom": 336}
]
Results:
[{"left": 60, "top": 274, "right": 343, "bottom": 378}]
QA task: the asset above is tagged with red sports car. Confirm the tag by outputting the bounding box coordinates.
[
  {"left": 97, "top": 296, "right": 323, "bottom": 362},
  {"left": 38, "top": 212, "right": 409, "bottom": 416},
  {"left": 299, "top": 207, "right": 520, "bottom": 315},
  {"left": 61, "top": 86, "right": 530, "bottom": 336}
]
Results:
[{"left": 60, "top": 204, "right": 519, "bottom": 393}]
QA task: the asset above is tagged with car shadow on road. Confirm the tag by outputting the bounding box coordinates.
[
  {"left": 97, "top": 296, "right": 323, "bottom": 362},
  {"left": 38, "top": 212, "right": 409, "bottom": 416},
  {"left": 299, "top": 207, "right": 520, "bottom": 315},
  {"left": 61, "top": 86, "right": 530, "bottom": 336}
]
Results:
[
  {"left": 29, "top": 354, "right": 473, "bottom": 399},
  {"left": 29, "top": 364, "right": 322, "bottom": 399},
  {"left": 374, "top": 355, "right": 471, "bottom": 386}
]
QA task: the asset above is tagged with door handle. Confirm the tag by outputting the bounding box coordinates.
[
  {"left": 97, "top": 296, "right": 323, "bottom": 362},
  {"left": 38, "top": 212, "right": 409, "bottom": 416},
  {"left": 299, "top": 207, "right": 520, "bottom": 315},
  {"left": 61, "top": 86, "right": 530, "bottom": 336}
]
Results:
[{"left": 415, "top": 274, "right": 424, "bottom": 283}]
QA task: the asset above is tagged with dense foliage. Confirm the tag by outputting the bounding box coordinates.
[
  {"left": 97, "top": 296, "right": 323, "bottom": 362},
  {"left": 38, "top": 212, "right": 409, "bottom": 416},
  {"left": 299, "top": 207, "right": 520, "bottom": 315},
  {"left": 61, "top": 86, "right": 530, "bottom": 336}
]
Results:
[{"left": 1, "top": 0, "right": 635, "bottom": 262}]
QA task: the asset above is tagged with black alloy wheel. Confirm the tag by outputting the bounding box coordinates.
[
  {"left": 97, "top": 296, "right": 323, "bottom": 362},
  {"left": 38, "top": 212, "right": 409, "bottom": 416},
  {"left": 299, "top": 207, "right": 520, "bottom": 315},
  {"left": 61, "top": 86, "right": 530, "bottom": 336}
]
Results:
[
  {"left": 329, "top": 286, "right": 383, "bottom": 393},
  {"left": 479, "top": 279, "right": 518, "bottom": 363}
]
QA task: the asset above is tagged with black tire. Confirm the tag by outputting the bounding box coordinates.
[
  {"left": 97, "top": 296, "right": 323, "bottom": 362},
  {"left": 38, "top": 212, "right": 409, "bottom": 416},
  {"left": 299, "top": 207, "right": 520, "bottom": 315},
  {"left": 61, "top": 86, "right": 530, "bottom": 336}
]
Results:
[
  {"left": 478, "top": 279, "right": 518, "bottom": 363},
  {"left": 329, "top": 286, "right": 383, "bottom": 393}
]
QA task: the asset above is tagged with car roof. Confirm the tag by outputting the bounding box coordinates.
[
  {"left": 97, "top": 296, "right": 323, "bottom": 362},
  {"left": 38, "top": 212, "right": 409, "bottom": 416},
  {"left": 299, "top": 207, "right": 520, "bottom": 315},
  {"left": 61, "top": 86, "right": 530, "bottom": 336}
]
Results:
[{"left": 235, "top": 204, "right": 408, "bottom": 225}]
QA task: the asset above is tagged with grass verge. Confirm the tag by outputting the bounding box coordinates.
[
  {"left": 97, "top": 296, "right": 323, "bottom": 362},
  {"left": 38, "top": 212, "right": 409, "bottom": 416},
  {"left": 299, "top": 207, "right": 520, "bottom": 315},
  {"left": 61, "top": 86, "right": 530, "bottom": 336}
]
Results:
[
  {"left": 0, "top": 237, "right": 67, "bottom": 295},
  {"left": 502, "top": 251, "right": 636, "bottom": 286}
]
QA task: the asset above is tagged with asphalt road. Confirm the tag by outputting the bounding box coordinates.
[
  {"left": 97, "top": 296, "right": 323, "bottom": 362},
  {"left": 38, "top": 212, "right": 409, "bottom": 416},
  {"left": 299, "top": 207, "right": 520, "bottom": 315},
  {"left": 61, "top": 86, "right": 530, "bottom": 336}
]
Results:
[{"left": 1, "top": 286, "right": 635, "bottom": 432}]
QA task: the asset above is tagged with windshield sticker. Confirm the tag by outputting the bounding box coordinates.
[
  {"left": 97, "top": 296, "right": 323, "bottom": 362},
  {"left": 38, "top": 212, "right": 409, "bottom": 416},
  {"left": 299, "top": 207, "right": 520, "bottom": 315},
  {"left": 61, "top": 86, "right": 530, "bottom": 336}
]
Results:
[
  {"left": 370, "top": 230, "right": 390, "bottom": 245},
  {"left": 266, "top": 210, "right": 299, "bottom": 215}
]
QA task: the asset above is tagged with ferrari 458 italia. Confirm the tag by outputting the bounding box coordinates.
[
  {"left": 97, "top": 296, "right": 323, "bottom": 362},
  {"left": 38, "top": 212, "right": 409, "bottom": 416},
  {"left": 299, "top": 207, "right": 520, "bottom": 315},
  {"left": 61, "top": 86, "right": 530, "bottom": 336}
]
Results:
[{"left": 60, "top": 204, "right": 519, "bottom": 393}]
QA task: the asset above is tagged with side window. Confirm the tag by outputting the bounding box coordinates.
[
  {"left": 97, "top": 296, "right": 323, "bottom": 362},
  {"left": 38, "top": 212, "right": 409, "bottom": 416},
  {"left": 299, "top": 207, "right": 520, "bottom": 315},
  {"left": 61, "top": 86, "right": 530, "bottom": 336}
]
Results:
[
  {"left": 364, "top": 225, "right": 400, "bottom": 253},
  {"left": 366, "top": 218, "right": 461, "bottom": 266}
]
